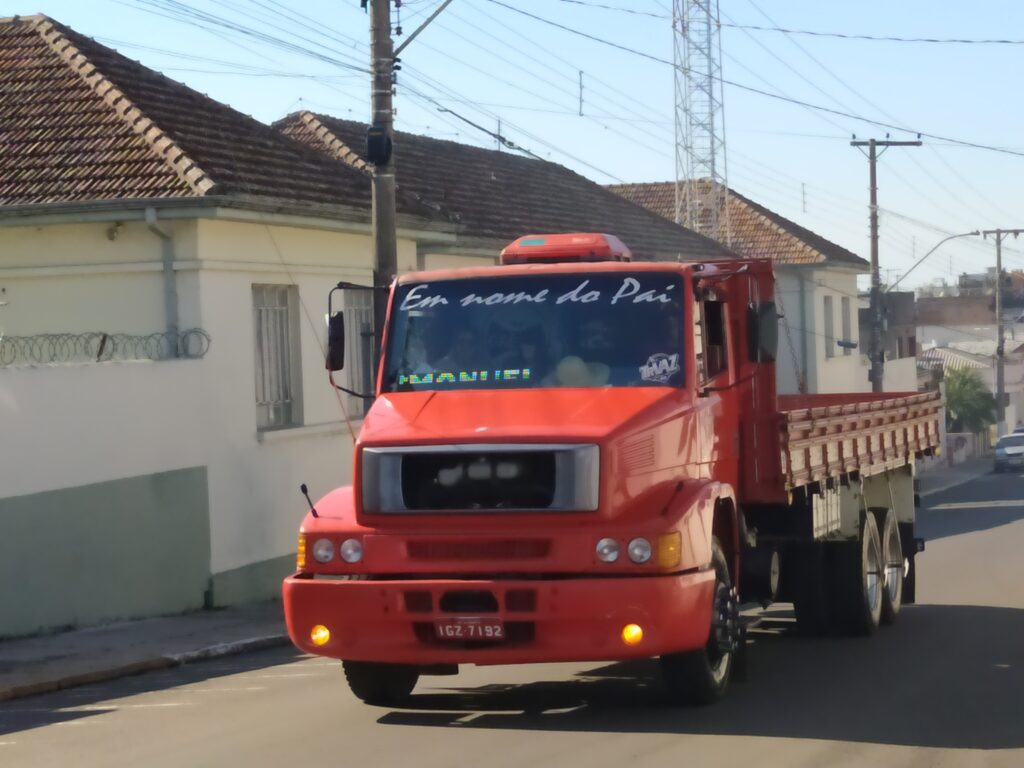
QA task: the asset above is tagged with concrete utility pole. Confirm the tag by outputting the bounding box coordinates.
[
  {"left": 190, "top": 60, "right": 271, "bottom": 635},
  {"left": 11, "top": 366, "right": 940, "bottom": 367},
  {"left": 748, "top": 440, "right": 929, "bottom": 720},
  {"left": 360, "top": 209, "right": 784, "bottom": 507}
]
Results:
[
  {"left": 364, "top": 0, "right": 454, "bottom": 372},
  {"left": 368, "top": 0, "right": 397, "bottom": 372},
  {"left": 851, "top": 137, "right": 922, "bottom": 392},
  {"left": 982, "top": 228, "right": 1024, "bottom": 437}
]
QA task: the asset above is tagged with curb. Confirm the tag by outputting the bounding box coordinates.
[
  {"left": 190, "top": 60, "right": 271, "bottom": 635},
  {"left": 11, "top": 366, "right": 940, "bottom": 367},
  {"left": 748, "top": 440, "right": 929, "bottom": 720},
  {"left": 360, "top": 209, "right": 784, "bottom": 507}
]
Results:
[
  {"left": 0, "top": 633, "right": 290, "bottom": 703},
  {"left": 166, "top": 634, "right": 291, "bottom": 665}
]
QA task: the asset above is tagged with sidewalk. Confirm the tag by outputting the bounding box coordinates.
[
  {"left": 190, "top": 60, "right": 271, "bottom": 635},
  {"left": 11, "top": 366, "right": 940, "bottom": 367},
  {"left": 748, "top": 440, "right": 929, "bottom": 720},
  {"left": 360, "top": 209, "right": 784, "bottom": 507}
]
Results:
[
  {"left": 917, "top": 455, "right": 992, "bottom": 497},
  {"left": 0, "top": 600, "right": 289, "bottom": 702}
]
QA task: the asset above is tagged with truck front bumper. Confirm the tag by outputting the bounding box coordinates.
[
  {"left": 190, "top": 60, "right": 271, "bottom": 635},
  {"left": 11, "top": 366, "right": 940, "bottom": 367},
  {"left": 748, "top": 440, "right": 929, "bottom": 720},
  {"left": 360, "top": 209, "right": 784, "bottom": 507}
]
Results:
[{"left": 282, "top": 571, "right": 715, "bottom": 665}]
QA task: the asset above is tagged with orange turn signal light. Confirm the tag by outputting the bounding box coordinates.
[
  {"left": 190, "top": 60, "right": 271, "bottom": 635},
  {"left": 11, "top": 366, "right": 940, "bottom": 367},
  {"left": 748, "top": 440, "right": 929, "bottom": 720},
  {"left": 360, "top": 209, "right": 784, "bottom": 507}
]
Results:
[
  {"left": 296, "top": 533, "right": 307, "bottom": 570},
  {"left": 621, "top": 623, "right": 643, "bottom": 646},
  {"left": 310, "top": 625, "right": 331, "bottom": 646},
  {"left": 657, "top": 532, "right": 681, "bottom": 569}
]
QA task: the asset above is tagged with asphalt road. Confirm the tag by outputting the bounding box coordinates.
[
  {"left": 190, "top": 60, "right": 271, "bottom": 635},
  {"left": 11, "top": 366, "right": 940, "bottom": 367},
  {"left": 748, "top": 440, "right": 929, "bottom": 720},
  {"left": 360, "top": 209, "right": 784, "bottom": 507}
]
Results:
[{"left": 4, "top": 470, "right": 1024, "bottom": 768}]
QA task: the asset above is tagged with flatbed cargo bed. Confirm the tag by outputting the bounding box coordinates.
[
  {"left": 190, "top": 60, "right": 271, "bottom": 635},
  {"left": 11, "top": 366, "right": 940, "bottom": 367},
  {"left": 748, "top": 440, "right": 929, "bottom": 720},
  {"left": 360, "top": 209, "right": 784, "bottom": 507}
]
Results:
[{"left": 779, "top": 390, "right": 943, "bottom": 491}]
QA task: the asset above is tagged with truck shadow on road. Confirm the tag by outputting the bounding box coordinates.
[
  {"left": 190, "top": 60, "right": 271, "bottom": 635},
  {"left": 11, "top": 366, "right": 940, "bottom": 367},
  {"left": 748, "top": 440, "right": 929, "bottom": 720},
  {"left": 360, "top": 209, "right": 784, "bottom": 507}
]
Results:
[{"left": 379, "top": 604, "right": 1024, "bottom": 750}]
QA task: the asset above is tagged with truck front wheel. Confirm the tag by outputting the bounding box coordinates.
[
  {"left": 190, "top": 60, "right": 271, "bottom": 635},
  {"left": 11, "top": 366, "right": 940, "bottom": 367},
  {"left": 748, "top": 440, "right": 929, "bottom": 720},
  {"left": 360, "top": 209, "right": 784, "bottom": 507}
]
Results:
[
  {"left": 660, "top": 537, "right": 736, "bottom": 706},
  {"left": 342, "top": 661, "right": 419, "bottom": 706}
]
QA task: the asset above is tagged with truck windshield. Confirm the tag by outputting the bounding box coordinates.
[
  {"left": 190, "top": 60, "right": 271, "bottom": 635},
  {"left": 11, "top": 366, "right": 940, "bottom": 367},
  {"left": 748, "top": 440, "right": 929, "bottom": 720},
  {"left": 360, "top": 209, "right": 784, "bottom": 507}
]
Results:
[{"left": 383, "top": 272, "right": 685, "bottom": 392}]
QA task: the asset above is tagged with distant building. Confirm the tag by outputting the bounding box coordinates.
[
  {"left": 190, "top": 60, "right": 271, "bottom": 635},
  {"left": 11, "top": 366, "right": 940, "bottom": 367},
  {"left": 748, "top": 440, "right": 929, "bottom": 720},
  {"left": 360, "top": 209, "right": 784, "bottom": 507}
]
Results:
[{"left": 859, "top": 290, "right": 918, "bottom": 375}]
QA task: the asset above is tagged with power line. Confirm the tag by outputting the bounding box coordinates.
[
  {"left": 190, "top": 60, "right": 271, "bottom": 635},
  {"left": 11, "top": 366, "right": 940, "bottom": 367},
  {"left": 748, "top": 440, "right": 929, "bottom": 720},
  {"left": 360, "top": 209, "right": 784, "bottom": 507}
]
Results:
[
  {"left": 554, "top": 0, "right": 669, "bottom": 18},
  {"left": 421, "top": 19, "right": 671, "bottom": 158},
  {"left": 452, "top": 4, "right": 674, "bottom": 126},
  {"left": 721, "top": 23, "right": 1024, "bottom": 45},
  {"left": 483, "top": 0, "right": 1024, "bottom": 160},
  {"left": 738, "top": 0, "right": 1012, "bottom": 232}
]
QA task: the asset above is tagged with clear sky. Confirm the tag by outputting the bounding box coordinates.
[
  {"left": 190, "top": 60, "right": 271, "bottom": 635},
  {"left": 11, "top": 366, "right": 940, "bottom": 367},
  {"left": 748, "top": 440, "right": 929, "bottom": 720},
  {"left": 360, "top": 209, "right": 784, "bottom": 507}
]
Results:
[{"left": 10, "top": 0, "right": 1024, "bottom": 287}]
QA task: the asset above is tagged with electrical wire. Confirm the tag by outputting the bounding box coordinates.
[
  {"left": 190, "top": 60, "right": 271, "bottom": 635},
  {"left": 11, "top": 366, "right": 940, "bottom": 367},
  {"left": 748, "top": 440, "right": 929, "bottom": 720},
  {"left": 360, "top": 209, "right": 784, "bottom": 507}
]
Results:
[
  {"left": 483, "top": 0, "right": 1024, "bottom": 160},
  {"left": 554, "top": 0, "right": 669, "bottom": 19},
  {"left": 721, "top": 23, "right": 1024, "bottom": 46},
  {"left": 738, "top": 0, "right": 1015, "bottom": 232}
]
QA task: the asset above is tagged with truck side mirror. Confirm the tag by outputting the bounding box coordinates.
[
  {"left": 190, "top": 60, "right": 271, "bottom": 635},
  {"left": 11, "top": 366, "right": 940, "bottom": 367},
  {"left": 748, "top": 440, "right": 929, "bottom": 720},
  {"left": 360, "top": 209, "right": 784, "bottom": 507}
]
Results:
[
  {"left": 747, "top": 302, "right": 778, "bottom": 363},
  {"left": 326, "top": 312, "right": 345, "bottom": 371}
]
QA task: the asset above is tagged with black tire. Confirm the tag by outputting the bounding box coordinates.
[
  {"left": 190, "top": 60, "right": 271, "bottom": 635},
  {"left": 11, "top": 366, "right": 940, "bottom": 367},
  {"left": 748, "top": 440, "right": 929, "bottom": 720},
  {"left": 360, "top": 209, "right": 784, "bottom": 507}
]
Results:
[
  {"left": 832, "top": 512, "right": 884, "bottom": 636},
  {"left": 874, "top": 509, "right": 904, "bottom": 625},
  {"left": 342, "top": 661, "right": 419, "bottom": 706},
  {"left": 790, "top": 542, "right": 834, "bottom": 635},
  {"left": 661, "top": 537, "right": 735, "bottom": 706}
]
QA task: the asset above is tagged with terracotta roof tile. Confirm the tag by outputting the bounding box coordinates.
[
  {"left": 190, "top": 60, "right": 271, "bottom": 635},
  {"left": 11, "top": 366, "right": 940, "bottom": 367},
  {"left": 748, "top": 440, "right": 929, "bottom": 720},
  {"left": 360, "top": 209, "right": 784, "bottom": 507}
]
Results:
[
  {"left": 275, "top": 112, "right": 733, "bottom": 261},
  {"left": 0, "top": 15, "right": 404, "bottom": 214},
  {"left": 606, "top": 180, "right": 869, "bottom": 269}
]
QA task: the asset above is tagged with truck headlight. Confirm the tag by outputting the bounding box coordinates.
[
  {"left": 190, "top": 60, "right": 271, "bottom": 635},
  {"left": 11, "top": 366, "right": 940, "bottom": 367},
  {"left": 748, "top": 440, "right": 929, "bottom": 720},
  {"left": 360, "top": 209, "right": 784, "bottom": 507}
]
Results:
[
  {"left": 312, "top": 538, "right": 334, "bottom": 564},
  {"left": 340, "top": 538, "right": 363, "bottom": 563},
  {"left": 596, "top": 537, "right": 620, "bottom": 563},
  {"left": 627, "top": 537, "right": 652, "bottom": 564}
]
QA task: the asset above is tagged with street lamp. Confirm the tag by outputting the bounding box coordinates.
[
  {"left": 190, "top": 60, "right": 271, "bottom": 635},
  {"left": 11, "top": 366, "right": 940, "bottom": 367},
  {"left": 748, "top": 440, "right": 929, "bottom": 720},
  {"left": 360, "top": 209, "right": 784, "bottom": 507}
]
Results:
[{"left": 887, "top": 230, "right": 981, "bottom": 292}]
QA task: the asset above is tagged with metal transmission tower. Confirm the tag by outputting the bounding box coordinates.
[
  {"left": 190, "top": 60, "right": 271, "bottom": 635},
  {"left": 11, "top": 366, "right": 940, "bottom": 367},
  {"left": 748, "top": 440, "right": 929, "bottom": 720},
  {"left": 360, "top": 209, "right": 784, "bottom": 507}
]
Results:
[{"left": 673, "top": 0, "right": 730, "bottom": 245}]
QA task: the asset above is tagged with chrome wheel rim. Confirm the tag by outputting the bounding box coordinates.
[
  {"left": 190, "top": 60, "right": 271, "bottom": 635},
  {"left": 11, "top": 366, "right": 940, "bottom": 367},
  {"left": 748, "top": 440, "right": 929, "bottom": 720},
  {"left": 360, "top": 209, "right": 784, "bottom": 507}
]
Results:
[
  {"left": 884, "top": 530, "right": 903, "bottom": 603},
  {"left": 865, "top": 531, "right": 882, "bottom": 613}
]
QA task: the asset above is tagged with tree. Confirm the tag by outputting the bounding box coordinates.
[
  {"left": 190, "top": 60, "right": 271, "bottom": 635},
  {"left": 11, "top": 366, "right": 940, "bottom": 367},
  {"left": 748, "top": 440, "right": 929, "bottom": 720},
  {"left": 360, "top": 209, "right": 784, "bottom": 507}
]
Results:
[{"left": 944, "top": 367, "right": 996, "bottom": 433}]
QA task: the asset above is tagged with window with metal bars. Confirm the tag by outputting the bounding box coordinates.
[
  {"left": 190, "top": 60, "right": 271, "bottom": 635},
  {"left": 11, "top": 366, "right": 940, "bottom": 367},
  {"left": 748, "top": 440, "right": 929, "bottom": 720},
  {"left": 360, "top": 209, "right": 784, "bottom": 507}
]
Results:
[
  {"left": 824, "top": 295, "right": 836, "bottom": 359},
  {"left": 253, "top": 284, "right": 302, "bottom": 430},
  {"left": 841, "top": 296, "right": 852, "bottom": 356}
]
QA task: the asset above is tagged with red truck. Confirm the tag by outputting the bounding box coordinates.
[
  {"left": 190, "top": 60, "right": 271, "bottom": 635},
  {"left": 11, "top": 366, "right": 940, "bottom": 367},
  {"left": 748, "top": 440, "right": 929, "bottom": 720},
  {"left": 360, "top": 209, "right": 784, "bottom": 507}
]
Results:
[{"left": 283, "top": 233, "right": 941, "bottom": 706}]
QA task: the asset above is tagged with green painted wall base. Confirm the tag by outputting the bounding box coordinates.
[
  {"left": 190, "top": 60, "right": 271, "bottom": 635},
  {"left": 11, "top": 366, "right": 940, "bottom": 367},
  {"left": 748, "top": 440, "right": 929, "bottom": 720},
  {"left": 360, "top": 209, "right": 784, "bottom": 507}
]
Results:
[
  {"left": 209, "top": 554, "right": 294, "bottom": 608},
  {"left": 0, "top": 467, "right": 210, "bottom": 639}
]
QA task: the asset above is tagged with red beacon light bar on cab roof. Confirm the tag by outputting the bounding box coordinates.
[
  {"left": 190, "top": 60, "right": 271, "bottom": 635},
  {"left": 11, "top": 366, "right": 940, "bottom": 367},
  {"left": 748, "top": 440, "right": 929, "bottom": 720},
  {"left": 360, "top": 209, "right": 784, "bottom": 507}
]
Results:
[{"left": 499, "top": 233, "right": 633, "bottom": 265}]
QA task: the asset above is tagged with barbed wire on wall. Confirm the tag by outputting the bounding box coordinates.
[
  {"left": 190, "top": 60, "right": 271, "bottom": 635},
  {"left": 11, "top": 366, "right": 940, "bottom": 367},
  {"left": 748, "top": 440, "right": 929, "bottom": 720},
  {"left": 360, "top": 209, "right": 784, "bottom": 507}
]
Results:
[{"left": 0, "top": 329, "right": 212, "bottom": 367}]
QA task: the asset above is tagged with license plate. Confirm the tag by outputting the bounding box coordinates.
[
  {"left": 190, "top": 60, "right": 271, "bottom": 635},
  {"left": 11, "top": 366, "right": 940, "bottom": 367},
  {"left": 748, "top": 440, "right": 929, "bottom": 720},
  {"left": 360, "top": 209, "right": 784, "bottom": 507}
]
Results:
[{"left": 434, "top": 617, "right": 505, "bottom": 641}]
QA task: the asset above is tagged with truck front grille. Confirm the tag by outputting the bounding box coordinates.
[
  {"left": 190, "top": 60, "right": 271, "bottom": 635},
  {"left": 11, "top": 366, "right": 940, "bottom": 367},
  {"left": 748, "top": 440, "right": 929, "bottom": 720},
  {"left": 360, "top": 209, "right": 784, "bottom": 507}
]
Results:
[
  {"left": 361, "top": 443, "right": 600, "bottom": 514},
  {"left": 401, "top": 451, "right": 556, "bottom": 511}
]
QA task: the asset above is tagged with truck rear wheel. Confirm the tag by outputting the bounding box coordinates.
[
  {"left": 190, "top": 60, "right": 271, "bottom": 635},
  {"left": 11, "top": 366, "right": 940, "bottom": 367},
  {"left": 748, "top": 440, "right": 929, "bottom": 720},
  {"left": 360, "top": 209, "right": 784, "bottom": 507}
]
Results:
[
  {"left": 342, "top": 661, "right": 419, "bottom": 706},
  {"left": 874, "top": 509, "right": 903, "bottom": 625},
  {"left": 791, "top": 542, "right": 834, "bottom": 635},
  {"left": 660, "top": 537, "right": 736, "bottom": 706},
  {"left": 832, "top": 512, "right": 884, "bottom": 636}
]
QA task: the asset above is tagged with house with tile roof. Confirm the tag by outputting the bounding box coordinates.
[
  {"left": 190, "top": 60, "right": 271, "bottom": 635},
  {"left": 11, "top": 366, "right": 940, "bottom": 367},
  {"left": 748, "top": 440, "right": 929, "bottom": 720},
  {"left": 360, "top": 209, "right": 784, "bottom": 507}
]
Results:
[
  {"left": 0, "top": 14, "right": 469, "bottom": 636},
  {"left": 274, "top": 111, "right": 733, "bottom": 267},
  {"left": 607, "top": 180, "right": 919, "bottom": 395},
  {"left": 0, "top": 16, "right": 733, "bottom": 636}
]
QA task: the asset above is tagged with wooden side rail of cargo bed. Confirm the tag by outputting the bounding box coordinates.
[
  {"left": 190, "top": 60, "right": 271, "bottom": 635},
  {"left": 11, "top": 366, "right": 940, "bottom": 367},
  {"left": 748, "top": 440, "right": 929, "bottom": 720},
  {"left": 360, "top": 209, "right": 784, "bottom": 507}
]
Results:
[{"left": 779, "top": 390, "right": 943, "bottom": 490}]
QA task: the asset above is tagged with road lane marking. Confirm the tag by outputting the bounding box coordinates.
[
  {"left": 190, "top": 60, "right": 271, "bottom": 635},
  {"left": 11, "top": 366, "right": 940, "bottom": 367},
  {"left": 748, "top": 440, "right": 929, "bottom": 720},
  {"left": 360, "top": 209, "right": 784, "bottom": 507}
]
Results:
[
  {"left": 930, "top": 500, "right": 1024, "bottom": 510},
  {"left": 62, "top": 703, "right": 192, "bottom": 711},
  {"left": 248, "top": 673, "right": 322, "bottom": 679}
]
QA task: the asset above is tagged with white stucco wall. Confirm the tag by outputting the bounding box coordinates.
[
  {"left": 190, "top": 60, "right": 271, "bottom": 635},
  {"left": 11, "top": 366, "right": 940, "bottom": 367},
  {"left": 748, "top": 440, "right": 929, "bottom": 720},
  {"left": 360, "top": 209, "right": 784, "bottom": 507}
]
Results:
[
  {"left": 809, "top": 268, "right": 869, "bottom": 394},
  {"left": 0, "top": 214, "right": 414, "bottom": 593},
  {"left": 187, "top": 219, "right": 416, "bottom": 577},
  {"left": 422, "top": 253, "right": 497, "bottom": 271},
  {"left": 0, "top": 220, "right": 195, "bottom": 336},
  {"left": 774, "top": 267, "right": 870, "bottom": 395},
  {"left": 0, "top": 360, "right": 206, "bottom": 499},
  {"left": 883, "top": 356, "right": 919, "bottom": 393}
]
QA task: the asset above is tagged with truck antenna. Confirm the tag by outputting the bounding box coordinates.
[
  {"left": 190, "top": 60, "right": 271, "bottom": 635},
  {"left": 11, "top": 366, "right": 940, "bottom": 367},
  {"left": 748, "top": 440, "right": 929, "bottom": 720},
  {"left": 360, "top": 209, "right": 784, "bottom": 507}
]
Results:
[{"left": 300, "top": 483, "right": 319, "bottom": 518}]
